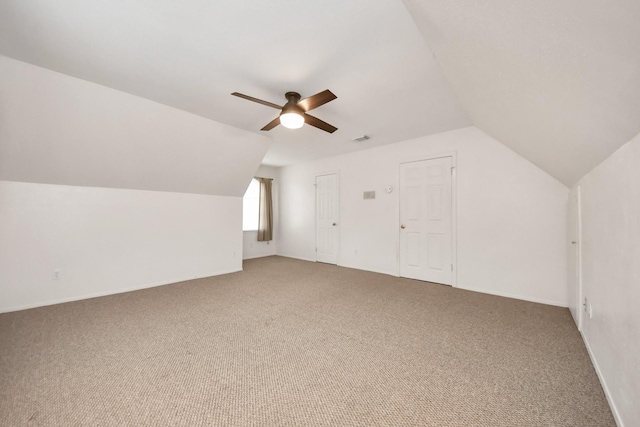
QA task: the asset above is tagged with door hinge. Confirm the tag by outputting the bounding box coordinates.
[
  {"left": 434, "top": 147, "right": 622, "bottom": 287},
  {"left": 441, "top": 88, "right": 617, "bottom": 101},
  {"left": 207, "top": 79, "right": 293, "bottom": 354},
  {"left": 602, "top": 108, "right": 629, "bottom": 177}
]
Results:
[{"left": 451, "top": 166, "right": 455, "bottom": 174}]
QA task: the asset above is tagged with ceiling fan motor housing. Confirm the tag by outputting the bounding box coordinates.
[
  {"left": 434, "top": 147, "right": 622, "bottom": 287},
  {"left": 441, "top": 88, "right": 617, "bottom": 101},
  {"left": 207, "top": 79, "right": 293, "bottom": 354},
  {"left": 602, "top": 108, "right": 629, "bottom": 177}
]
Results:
[{"left": 283, "top": 92, "right": 304, "bottom": 115}]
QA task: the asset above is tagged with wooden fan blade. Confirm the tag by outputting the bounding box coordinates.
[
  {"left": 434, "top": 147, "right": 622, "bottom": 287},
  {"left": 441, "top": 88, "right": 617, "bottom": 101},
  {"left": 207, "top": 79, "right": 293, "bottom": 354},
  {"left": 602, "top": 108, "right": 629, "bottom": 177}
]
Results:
[
  {"left": 298, "top": 89, "right": 337, "bottom": 112},
  {"left": 303, "top": 113, "right": 338, "bottom": 133},
  {"left": 231, "top": 92, "right": 282, "bottom": 109},
  {"left": 261, "top": 116, "right": 281, "bottom": 131}
]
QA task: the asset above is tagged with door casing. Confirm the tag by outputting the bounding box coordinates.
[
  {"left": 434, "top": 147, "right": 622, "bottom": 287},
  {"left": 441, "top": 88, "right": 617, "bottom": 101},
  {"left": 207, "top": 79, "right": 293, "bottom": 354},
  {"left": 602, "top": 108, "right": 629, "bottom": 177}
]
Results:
[
  {"left": 398, "top": 152, "right": 457, "bottom": 286},
  {"left": 315, "top": 172, "right": 339, "bottom": 265}
]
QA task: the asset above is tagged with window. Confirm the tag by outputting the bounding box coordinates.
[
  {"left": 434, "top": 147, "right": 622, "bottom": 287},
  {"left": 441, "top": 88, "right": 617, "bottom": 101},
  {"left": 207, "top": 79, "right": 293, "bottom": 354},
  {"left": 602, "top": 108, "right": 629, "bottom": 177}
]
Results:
[{"left": 242, "top": 178, "right": 260, "bottom": 231}]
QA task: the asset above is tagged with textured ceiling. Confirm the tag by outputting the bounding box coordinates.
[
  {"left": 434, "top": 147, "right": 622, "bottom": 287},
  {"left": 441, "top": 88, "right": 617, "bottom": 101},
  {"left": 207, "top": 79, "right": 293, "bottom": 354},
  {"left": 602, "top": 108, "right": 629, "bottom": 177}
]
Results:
[
  {"left": 0, "top": 0, "right": 470, "bottom": 169},
  {"left": 403, "top": 0, "right": 640, "bottom": 186}
]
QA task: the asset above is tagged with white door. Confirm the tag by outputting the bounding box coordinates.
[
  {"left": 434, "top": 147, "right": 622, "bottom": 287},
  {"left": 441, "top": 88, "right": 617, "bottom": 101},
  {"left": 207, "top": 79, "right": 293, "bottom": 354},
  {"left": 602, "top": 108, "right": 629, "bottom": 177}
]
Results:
[
  {"left": 400, "top": 157, "right": 453, "bottom": 285},
  {"left": 316, "top": 173, "right": 339, "bottom": 264},
  {"left": 568, "top": 186, "right": 583, "bottom": 330}
]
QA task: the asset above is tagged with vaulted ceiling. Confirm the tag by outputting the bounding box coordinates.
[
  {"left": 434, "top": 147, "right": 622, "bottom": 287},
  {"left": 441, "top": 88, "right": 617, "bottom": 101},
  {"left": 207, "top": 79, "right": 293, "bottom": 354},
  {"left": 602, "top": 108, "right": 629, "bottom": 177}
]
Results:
[
  {"left": 1, "top": 0, "right": 638, "bottom": 187},
  {"left": 403, "top": 0, "right": 640, "bottom": 186}
]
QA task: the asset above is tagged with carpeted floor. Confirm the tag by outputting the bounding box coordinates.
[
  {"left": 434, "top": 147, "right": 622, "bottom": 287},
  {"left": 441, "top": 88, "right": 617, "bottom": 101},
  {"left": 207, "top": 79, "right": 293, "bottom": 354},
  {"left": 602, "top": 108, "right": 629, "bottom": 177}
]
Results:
[{"left": 0, "top": 256, "right": 614, "bottom": 426}]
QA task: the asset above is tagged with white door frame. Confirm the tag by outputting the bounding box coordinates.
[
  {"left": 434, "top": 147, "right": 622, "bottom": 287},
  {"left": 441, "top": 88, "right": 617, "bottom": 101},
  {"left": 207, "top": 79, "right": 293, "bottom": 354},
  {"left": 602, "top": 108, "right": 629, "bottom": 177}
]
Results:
[
  {"left": 398, "top": 152, "right": 457, "bottom": 287},
  {"left": 576, "top": 186, "right": 583, "bottom": 331},
  {"left": 568, "top": 185, "right": 584, "bottom": 331},
  {"left": 315, "top": 171, "right": 340, "bottom": 264}
]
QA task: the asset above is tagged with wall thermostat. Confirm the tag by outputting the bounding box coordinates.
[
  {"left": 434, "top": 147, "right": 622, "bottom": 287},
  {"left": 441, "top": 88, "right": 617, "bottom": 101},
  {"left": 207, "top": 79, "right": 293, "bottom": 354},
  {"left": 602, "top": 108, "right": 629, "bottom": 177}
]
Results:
[{"left": 384, "top": 185, "right": 393, "bottom": 194}]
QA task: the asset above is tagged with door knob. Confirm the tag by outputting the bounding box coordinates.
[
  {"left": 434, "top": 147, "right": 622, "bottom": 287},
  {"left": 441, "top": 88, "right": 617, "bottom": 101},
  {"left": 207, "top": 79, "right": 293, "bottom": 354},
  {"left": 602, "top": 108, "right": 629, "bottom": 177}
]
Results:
[
  {"left": 332, "top": 222, "right": 337, "bottom": 226},
  {"left": 400, "top": 224, "right": 406, "bottom": 229}
]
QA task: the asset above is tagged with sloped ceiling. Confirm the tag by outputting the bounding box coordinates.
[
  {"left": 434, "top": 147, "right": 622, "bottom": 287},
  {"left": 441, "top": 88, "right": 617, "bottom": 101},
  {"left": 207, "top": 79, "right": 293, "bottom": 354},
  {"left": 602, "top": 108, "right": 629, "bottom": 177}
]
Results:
[
  {"left": 1, "top": 1, "right": 638, "bottom": 188},
  {"left": 0, "top": 0, "right": 470, "bottom": 175},
  {"left": 0, "top": 56, "right": 270, "bottom": 197},
  {"left": 403, "top": 0, "right": 640, "bottom": 186}
]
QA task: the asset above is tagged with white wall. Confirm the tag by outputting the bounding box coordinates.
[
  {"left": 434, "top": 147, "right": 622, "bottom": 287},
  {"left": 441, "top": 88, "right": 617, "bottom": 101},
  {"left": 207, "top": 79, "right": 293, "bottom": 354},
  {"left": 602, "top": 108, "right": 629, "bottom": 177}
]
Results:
[
  {"left": 278, "top": 127, "right": 569, "bottom": 306},
  {"left": 0, "top": 181, "right": 242, "bottom": 313},
  {"left": 243, "top": 165, "right": 279, "bottom": 260},
  {"left": 0, "top": 55, "right": 270, "bottom": 313},
  {"left": 574, "top": 131, "right": 640, "bottom": 427}
]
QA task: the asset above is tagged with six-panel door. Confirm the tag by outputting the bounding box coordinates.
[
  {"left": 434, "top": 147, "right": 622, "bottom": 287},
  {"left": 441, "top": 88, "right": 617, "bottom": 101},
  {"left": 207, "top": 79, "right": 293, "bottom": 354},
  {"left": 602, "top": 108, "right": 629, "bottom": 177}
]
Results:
[{"left": 399, "top": 157, "right": 452, "bottom": 285}]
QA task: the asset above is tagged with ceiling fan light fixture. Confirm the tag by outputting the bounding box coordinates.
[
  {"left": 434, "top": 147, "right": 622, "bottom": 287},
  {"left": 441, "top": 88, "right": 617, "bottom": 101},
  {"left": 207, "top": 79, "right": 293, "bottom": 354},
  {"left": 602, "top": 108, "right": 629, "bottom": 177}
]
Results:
[
  {"left": 231, "top": 89, "right": 337, "bottom": 133},
  {"left": 280, "top": 112, "right": 305, "bottom": 129}
]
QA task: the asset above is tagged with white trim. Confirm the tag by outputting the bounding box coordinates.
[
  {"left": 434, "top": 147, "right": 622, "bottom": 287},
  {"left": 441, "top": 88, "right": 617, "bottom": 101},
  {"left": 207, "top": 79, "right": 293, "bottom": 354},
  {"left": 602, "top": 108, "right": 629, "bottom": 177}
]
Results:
[
  {"left": 399, "top": 150, "right": 458, "bottom": 165},
  {"left": 243, "top": 254, "right": 273, "bottom": 260},
  {"left": 0, "top": 267, "right": 242, "bottom": 314},
  {"left": 582, "top": 333, "right": 624, "bottom": 427},
  {"left": 455, "top": 284, "right": 568, "bottom": 308},
  {"left": 451, "top": 154, "right": 458, "bottom": 287},
  {"left": 338, "top": 263, "right": 397, "bottom": 277},
  {"left": 315, "top": 171, "right": 340, "bottom": 265},
  {"left": 398, "top": 152, "right": 457, "bottom": 287},
  {"left": 577, "top": 185, "right": 584, "bottom": 332},
  {"left": 275, "top": 254, "right": 316, "bottom": 263}
]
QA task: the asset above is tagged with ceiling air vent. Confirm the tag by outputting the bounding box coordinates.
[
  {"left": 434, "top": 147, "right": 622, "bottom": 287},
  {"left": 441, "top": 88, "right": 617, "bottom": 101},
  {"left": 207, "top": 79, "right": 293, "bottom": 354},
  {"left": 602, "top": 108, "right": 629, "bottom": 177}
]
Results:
[{"left": 351, "top": 135, "right": 370, "bottom": 142}]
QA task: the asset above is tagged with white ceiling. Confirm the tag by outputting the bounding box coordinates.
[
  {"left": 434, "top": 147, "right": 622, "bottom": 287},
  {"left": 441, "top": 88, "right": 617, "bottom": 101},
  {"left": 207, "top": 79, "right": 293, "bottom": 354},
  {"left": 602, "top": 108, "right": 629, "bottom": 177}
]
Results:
[
  {"left": 0, "top": 0, "right": 469, "bottom": 168},
  {"left": 0, "top": 55, "right": 271, "bottom": 197},
  {"left": 1, "top": 0, "right": 638, "bottom": 186},
  {"left": 403, "top": 0, "right": 640, "bottom": 185}
]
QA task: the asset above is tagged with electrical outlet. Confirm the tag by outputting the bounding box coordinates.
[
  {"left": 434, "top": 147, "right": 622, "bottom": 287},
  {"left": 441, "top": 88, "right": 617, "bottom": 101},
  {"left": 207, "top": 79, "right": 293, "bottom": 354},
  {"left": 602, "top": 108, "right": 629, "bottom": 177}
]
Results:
[{"left": 53, "top": 269, "right": 61, "bottom": 280}]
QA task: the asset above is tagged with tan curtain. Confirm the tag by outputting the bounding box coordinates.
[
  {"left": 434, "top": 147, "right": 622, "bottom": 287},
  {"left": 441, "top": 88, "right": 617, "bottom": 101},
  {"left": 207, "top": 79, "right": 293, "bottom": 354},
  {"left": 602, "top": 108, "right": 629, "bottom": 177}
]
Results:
[{"left": 257, "top": 177, "right": 273, "bottom": 241}]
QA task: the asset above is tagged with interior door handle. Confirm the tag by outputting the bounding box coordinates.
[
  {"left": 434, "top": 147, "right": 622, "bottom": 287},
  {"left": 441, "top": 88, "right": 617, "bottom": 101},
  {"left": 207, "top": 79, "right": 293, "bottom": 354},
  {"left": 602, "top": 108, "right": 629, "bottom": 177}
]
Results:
[
  {"left": 400, "top": 224, "right": 406, "bottom": 229},
  {"left": 332, "top": 222, "right": 337, "bottom": 226}
]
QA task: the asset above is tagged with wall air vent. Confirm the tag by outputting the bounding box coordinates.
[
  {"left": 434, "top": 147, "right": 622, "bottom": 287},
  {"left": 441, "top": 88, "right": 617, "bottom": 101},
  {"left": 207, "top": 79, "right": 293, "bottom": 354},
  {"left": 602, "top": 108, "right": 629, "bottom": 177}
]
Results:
[{"left": 351, "top": 135, "right": 370, "bottom": 142}]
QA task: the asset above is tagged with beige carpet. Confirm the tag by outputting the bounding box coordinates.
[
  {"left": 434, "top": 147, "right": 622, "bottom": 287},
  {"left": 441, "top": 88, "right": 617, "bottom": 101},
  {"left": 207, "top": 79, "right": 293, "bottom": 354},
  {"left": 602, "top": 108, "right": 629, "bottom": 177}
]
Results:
[{"left": 0, "top": 256, "right": 614, "bottom": 426}]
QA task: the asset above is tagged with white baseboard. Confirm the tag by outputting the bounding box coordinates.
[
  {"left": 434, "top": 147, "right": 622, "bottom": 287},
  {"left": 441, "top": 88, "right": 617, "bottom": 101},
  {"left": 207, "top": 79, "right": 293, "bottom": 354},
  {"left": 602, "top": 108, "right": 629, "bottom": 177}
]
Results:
[
  {"left": 581, "top": 333, "right": 624, "bottom": 427},
  {"left": 242, "top": 253, "right": 276, "bottom": 260},
  {"left": 0, "top": 267, "right": 242, "bottom": 314},
  {"left": 271, "top": 257, "right": 568, "bottom": 308},
  {"left": 455, "top": 284, "right": 567, "bottom": 307},
  {"left": 274, "top": 253, "right": 316, "bottom": 263},
  {"left": 337, "top": 262, "right": 396, "bottom": 277}
]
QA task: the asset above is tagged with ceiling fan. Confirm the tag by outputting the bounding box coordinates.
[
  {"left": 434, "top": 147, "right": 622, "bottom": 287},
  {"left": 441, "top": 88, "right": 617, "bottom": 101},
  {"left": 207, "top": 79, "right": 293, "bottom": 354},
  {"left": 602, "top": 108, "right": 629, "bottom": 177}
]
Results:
[{"left": 231, "top": 89, "right": 338, "bottom": 133}]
